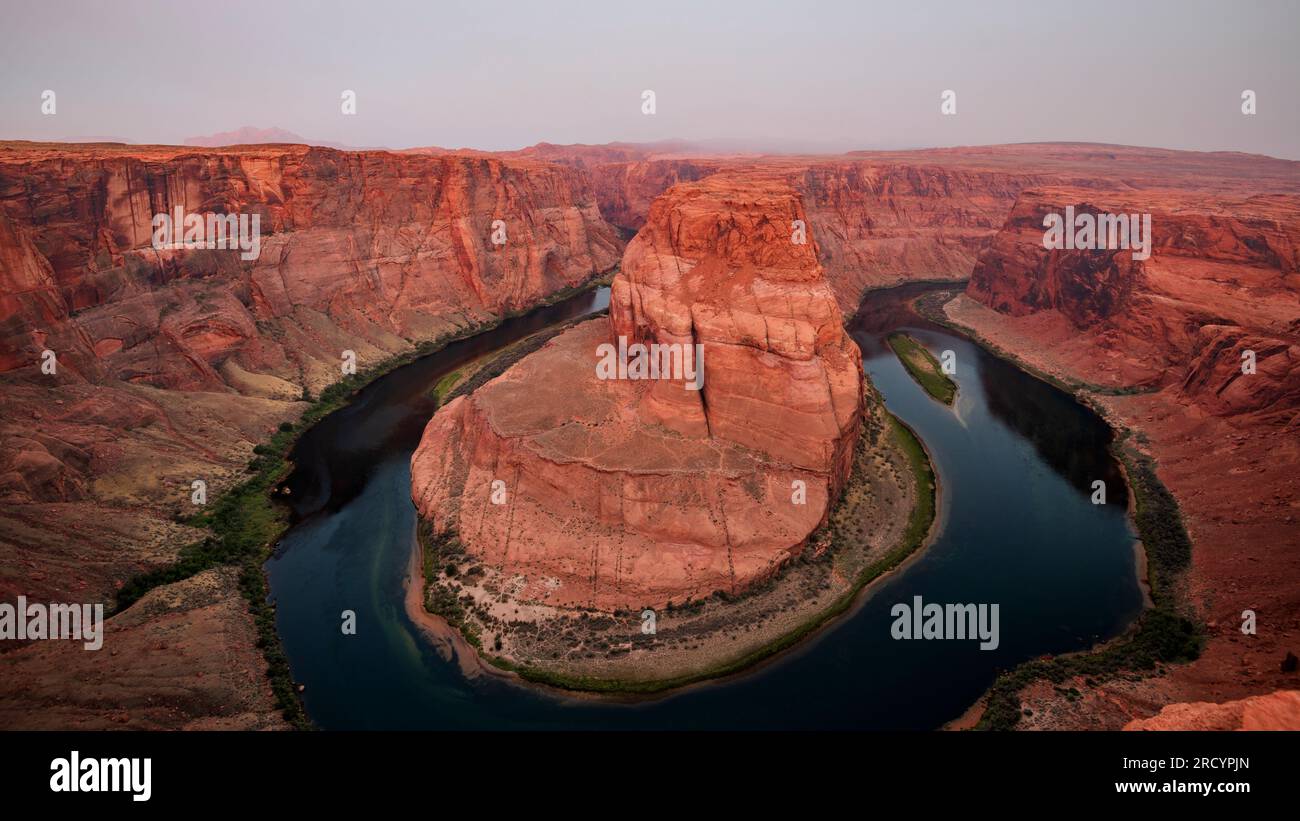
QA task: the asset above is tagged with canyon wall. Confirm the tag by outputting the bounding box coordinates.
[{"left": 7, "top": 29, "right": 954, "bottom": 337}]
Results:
[
  {"left": 0, "top": 141, "right": 623, "bottom": 604},
  {"left": 966, "top": 188, "right": 1300, "bottom": 391},
  {"left": 795, "top": 162, "right": 1043, "bottom": 312},
  {"left": 0, "top": 140, "right": 626, "bottom": 729},
  {"left": 949, "top": 172, "right": 1300, "bottom": 728},
  {"left": 411, "top": 172, "right": 863, "bottom": 610},
  {"left": 801, "top": 144, "right": 1300, "bottom": 316},
  {"left": 0, "top": 142, "right": 623, "bottom": 392},
  {"left": 513, "top": 142, "right": 723, "bottom": 232}
]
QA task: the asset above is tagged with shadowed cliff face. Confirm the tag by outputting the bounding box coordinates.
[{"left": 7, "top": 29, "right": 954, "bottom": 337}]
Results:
[
  {"left": 0, "top": 142, "right": 624, "bottom": 389},
  {"left": 1179, "top": 325, "right": 1300, "bottom": 420},
  {"left": 411, "top": 173, "right": 863, "bottom": 610},
  {"left": 583, "top": 159, "right": 723, "bottom": 232},
  {"left": 795, "top": 163, "right": 1050, "bottom": 310},
  {"left": 797, "top": 144, "right": 1300, "bottom": 315},
  {"left": 508, "top": 142, "right": 1300, "bottom": 320},
  {"left": 967, "top": 188, "right": 1300, "bottom": 395}
]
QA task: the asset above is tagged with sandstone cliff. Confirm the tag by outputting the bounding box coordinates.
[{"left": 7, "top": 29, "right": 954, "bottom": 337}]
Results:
[
  {"left": 802, "top": 143, "right": 1300, "bottom": 316},
  {"left": 947, "top": 168, "right": 1300, "bottom": 730},
  {"left": 514, "top": 142, "right": 722, "bottom": 232},
  {"left": 411, "top": 173, "right": 863, "bottom": 610},
  {"left": 796, "top": 162, "right": 1045, "bottom": 310},
  {"left": 0, "top": 141, "right": 623, "bottom": 392},
  {"left": 0, "top": 141, "right": 623, "bottom": 604},
  {"left": 966, "top": 188, "right": 1300, "bottom": 392},
  {"left": 506, "top": 143, "right": 1300, "bottom": 323}
]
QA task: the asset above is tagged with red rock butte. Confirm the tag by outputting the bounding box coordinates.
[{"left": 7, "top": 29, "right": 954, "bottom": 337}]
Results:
[{"left": 411, "top": 174, "right": 863, "bottom": 611}]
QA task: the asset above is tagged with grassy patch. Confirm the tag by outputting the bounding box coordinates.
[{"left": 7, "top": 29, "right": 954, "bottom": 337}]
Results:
[
  {"left": 887, "top": 332, "right": 956, "bottom": 405},
  {"left": 430, "top": 368, "right": 463, "bottom": 405},
  {"left": 418, "top": 521, "right": 482, "bottom": 649},
  {"left": 115, "top": 420, "right": 308, "bottom": 727},
  {"left": 888, "top": 415, "right": 937, "bottom": 554}
]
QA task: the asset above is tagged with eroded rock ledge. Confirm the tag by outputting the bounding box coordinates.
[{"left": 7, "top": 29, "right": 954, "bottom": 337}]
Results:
[{"left": 411, "top": 174, "right": 863, "bottom": 611}]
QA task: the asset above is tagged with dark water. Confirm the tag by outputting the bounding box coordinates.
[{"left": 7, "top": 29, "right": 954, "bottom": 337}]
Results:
[{"left": 266, "top": 283, "right": 1143, "bottom": 729}]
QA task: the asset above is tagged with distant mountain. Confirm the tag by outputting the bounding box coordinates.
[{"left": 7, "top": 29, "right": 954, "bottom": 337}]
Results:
[{"left": 183, "top": 126, "right": 360, "bottom": 150}]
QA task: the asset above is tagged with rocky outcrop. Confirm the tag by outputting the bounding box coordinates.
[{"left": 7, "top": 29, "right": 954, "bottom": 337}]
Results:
[
  {"left": 796, "top": 163, "right": 1046, "bottom": 311},
  {"left": 0, "top": 566, "right": 286, "bottom": 730},
  {"left": 969, "top": 189, "right": 1299, "bottom": 321},
  {"left": 584, "top": 159, "right": 722, "bottom": 232},
  {"left": 1124, "top": 690, "right": 1300, "bottom": 731},
  {"left": 804, "top": 143, "right": 1300, "bottom": 315},
  {"left": 512, "top": 143, "right": 1300, "bottom": 320},
  {"left": 411, "top": 173, "right": 862, "bottom": 610},
  {"left": 1180, "top": 325, "right": 1300, "bottom": 420}
]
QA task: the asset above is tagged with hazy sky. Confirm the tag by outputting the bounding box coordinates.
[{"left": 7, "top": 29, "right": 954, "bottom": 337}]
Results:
[{"left": 2, "top": 0, "right": 1297, "bottom": 158}]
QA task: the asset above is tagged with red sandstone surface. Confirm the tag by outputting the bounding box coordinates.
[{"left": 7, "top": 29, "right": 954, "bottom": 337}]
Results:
[
  {"left": 0, "top": 566, "right": 283, "bottom": 729},
  {"left": 523, "top": 142, "right": 1300, "bottom": 317},
  {"left": 2, "top": 138, "right": 1298, "bottom": 726},
  {"left": 513, "top": 142, "right": 724, "bottom": 232},
  {"left": 1123, "top": 689, "right": 1300, "bottom": 731},
  {"left": 949, "top": 165, "right": 1300, "bottom": 727},
  {"left": 411, "top": 173, "right": 862, "bottom": 609},
  {"left": 0, "top": 140, "right": 621, "bottom": 594},
  {"left": 0, "top": 141, "right": 621, "bottom": 387},
  {"left": 0, "top": 140, "right": 623, "bottom": 727}
]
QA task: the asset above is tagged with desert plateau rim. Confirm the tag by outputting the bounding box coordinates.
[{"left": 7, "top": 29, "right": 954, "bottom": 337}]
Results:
[{"left": 1, "top": 2, "right": 1299, "bottom": 805}]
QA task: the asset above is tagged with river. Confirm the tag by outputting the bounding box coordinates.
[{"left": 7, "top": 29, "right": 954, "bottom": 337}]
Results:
[{"left": 266, "top": 282, "right": 1143, "bottom": 729}]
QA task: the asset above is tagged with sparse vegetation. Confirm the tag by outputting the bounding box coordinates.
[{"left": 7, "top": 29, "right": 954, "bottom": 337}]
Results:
[
  {"left": 111, "top": 270, "right": 616, "bottom": 729},
  {"left": 417, "top": 382, "right": 940, "bottom": 695},
  {"left": 914, "top": 289, "right": 1159, "bottom": 398},
  {"left": 887, "top": 332, "right": 957, "bottom": 405},
  {"left": 907, "top": 284, "right": 1205, "bottom": 729},
  {"left": 431, "top": 369, "right": 463, "bottom": 405}
]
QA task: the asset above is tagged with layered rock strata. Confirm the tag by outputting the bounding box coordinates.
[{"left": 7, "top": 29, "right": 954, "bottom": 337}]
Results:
[
  {"left": 948, "top": 179, "right": 1300, "bottom": 729},
  {"left": 411, "top": 174, "right": 863, "bottom": 610}
]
